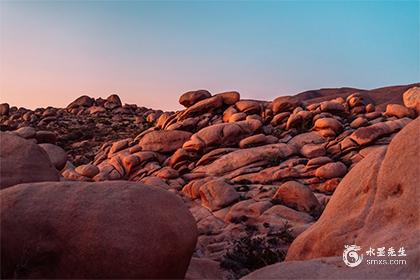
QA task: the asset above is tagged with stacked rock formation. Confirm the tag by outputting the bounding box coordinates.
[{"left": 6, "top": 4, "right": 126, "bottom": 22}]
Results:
[
  {"left": 57, "top": 86, "right": 418, "bottom": 277},
  {"left": 1, "top": 84, "right": 419, "bottom": 279},
  {"left": 242, "top": 117, "right": 420, "bottom": 279}
]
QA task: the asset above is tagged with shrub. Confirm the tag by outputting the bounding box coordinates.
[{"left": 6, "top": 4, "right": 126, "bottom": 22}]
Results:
[{"left": 220, "top": 224, "right": 294, "bottom": 279}]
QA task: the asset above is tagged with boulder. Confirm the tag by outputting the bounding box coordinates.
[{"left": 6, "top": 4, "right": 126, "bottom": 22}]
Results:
[
  {"left": 0, "top": 103, "right": 10, "bottom": 116},
  {"left": 403, "top": 86, "right": 420, "bottom": 113},
  {"left": 231, "top": 165, "right": 300, "bottom": 185},
  {"left": 349, "top": 117, "right": 368, "bottom": 129},
  {"left": 271, "top": 112, "right": 290, "bottom": 125},
  {"left": 215, "top": 91, "right": 240, "bottom": 105},
  {"left": 179, "top": 90, "right": 211, "bottom": 108},
  {"left": 349, "top": 118, "right": 410, "bottom": 146},
  {"left": 183, "top": 119, "right": 262, "bottom": 153},
  {"left": 224, "top": 199, "right": 273, "bottom": 223},
  {"left": 313, "top": 118, "right": 343, "bottom": 136},
  {"left": 229, "top": 112, "right": 247, "bottom": 123},
  {"left": 286, "top": 117, "right": 420, "bottom": 261},
  {"left": 199, "top": 178, "right": 240, "bottom": 211},
  {"left": 300, "top": 143, "right": 326, "bottom": 158},
  {"left": 104, "top": 94, "right": 122, "bottom": 109},
  {"left": 315, "top": 162, "right": 347, "bottom": 179},
  {"left": 319, "top": 101, "right": 346, "bottom": 113},
  {"left": 13, "top": 126, "right": 36, "bottom": 139},
  {"left": 385, "top": 104, "right": 415, "bottom": 118},
  {"left": 257, "top": 205, "right": 314, "bottom": 228},
  {"left": 272, "top": 181, "right": 321, "bottom": 217},
  {"left": 235, "top": 100, "right": 261, "bottom": 114},
  {"left": 272, "top": 96, "right": 300, "bottom": 113},
  {"left": 139, "top": 130, "right": 192, "bottom": 154},
  {"left": 286, "top": 110, "right": 313, "bottom": 130},
  {"left": 67, "top": 95, "right": 94, "bottom": 109},
  {"left": 88, "top": 106, "right": 106, "bottom": 114},
  {"left": 288, "top": 131, "right": 325, "bottom": 150},
  {"left": 346, "top": 93, "right": 365, "bottom": 108},
  {"left": 140, "top": 176, "right": 171, "bottom": 190},
  {"left": 35, "top": 130, "right": 57, "bottom": 144},
  {"left": 193, "top": 143, "right": 296, "bottom": 177},
  {"left": 109, "top": 139, "right": 130, "bottom": 154},
  {"left": 0, "top": 181, "right": 197, "bottom": 278},
  {"left": 0, "top": 133, "right": 59, "bottom": 189},
  {"left": 239, "top": 134, "right": 276, "bottom": 149},
  {"left": 182, "top": 177, "right": 215, "bottom": 199},
  {"left": 223, "top": 106, "right": 238, "bottom": 122},
  {"left": 75, "top": 164, "right": 100, "bottom": 178},
  {"left": 39, "top": 143, "right": 68, "bottom": 170},
  {"left": 306, "top": 156, "right": 332, "bottom": 168},
  {"left": 179, "top": 95, "right": 223, "bottom": 120}
]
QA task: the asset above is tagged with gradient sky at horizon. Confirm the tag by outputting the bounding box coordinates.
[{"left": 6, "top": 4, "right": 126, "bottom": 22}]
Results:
[{"left": 0, "top": 1, "right": 419, "bottom": 110}]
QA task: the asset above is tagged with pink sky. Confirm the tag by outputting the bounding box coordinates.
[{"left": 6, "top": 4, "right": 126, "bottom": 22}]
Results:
[{"left": 1, "top": 1, "right": 418, "bottom": 111}]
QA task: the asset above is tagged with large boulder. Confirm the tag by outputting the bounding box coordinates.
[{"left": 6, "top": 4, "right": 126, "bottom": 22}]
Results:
[
  {"left": 215, "top": 91, "right": 240, "bottom": 105},
  {"left": 139, "top": 130, "right": 192, "bottom": 153},
  {"left": 272, "top": 96, "right": 300, "bottom": 113},
  {"left": 0, "top": 133, "right": 59, "bottom": 189},
  {"left": 403, "top": 86, "right": 420, "bottom": 114},
  {"left": 193, "top": 143, "right": 296, "bottom": 177},
  {"left": 235, "top": 100, "right": 261, "bottom": 114},
  {"left": 385, "top": 104, "right": 415, "bottom": 118},
  {"left": 0, "top": 103, "right": 10, "bottom": 116},
  {"left": 286, "top": 117, "right": 420, "bottom": 261},
  {"left": 39, "top": 143, "right": 68, "bottom": 170},
  {"left": 75, "top": 164, "right": 100, "bottom": 178},
  {"left": 313, "top": 117, "right": 343, "bottom": 137},
  {"left": 178, "top": 95, "right": 224, "bottom": 120},
  {"left": 1, "top": 181, "right": 197, "bottom": 278},
  {"left": 199, "top": 178, "right": 240, "bottom": 211},
  {"left": 104, "top": 94, "right": 122, "bottom": 109},
  {"left": 349, "top": 118, "right": 411, "bottom": 146},
  {"left": 179, "top": 90, "right": 211, "bottom": 108},
  {"left": 13, "top": 126, "right": 36, "bottom": 139},
  {"left": 315, "top": 161, "right": 347, "bottom": 179},
  {"left": 183, "top": 119, "right": 262, "bottom": 153},
  {"left": 67, "top": 95, "right": 94, "bottom": 109},
  {"left": 272, "top": 181, "right": 321, "bottom": 217}
]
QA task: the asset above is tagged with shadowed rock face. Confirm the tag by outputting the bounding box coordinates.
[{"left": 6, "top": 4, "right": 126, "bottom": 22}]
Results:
[
  {"left": 1, "top": 181, "right": 197, "bottom": 279},
  {"left": 0, "top": 132, "right": 59, "bottom": 189},
  {"left": 0, "top": 85, "right": 419, "bottom": 279}
]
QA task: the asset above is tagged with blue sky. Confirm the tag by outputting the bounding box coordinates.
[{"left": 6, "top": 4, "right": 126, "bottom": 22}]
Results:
[{"left": 0, "top": 0, "right": 419, "bottom": 110}]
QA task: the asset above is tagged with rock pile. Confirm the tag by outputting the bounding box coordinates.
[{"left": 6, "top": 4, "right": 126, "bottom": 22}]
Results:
[
  {"left": 57, "top": 87, "right": 417, "bottom": 277},
  {"left": 0, "top": 94, "right": 159, "bottom": 165},
  {"left": 242, "top": 117, "right": 420, "bottom": 279},
  {"left": 1, "top": 84, "right": 418, "bottom": 279}
]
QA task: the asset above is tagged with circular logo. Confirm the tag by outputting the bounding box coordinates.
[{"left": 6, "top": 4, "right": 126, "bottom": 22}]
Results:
[{"left": 343, "top": 245, "right": 363, "bottom": 267}]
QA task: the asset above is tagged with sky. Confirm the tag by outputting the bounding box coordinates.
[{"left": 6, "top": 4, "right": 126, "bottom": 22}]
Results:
[{"left": 0, "top": 1, "right": 419, "bottom": 111}]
